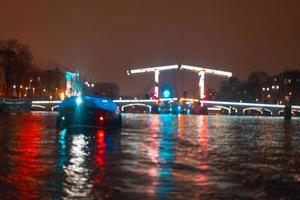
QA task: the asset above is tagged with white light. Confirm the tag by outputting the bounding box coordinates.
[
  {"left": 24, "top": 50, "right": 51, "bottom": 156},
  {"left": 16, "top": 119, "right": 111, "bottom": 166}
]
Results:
[
  {"left": 13, "top": 85, "right": 16, "bottom": 89},
  {"left": 200, "top": 100, "right": 286, "bottom": 108},
  {"left": 208, "top": 107, "right": 222, "bottom": 111},
  {"left": 262, "top": 87, "right": 265, "bottom": 91},
  {"left": 181, "top": 65, "right": 232, "bottom": 77},
  {"left": 76, "top": 96, "right": 83, "bottom": 105},
  {"left": 128, "top": 65, "right": 179, "bottom": 74},
  {"left": 113, "top": 98, "right": 177, "bottom": 103},
  {"left": 91, "top": 84, "right": 94, "bottom": 87},
  {"left": 32, "top": 100, "right": 62, "bottom": 104}
]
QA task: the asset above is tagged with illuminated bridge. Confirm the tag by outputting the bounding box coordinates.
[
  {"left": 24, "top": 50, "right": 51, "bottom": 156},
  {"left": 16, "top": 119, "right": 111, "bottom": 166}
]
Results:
[
  {"left": 31, "top": 99, "right": 300, "bottom": 116},
  {"left": 30, "top": 64, "right": 300, "bottom": 117}
]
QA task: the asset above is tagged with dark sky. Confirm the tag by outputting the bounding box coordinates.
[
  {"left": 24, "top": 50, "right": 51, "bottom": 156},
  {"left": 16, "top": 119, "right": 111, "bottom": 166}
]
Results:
[{"left": 0, "top": 0, "right": 299, "bottom": 95}]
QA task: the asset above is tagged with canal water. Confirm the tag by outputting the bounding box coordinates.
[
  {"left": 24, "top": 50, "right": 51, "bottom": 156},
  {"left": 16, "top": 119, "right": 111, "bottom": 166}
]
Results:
[{"left": 0, "top": 113, "right": 300, "bottom": 199}]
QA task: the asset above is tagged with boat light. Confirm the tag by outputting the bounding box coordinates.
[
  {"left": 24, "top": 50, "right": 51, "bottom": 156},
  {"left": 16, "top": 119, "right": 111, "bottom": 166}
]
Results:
[{"left": 76, "top": 96, "right": 83, "bottom": 105}]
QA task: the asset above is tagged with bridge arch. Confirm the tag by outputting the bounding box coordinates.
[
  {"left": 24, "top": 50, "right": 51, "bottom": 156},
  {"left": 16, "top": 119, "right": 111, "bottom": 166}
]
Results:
[
  {"left": 121, "top": 103, "right": 152, "bottom": 113},
  {"left": 278, "top": 109, "right": 300, "bottom": 116},
  {"left": 243, "top": 107, "right": 262, "bottom": 115},
  {"left": 242, "top": 107, "right": 273, "bottom": 116},
  {"left": 51, "top": 105, "right": 60, "bottom": 111},
  {"left": 31, "top": 105, "right": 46, "bottom": 111}
]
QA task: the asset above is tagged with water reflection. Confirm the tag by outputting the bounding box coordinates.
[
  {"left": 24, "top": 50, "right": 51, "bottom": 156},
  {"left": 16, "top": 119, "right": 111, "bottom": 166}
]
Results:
[
  {"left": 54, "top": 128, "right": 120, "bottom": 199},
  {"left": 156, "top": 115, "right": 177, "bottom": 198},
  {"left": 7, "top": 116, "right": 45, "bottom": 199},
  {"left": 1, "top": 113, "right": 300, "bottom": 199}
]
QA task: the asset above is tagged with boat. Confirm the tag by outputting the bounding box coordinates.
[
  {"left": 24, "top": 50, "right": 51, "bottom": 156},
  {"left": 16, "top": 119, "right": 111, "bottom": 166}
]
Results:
[{"left": 57, "top": 95, "right": 122, "bottom": 129}]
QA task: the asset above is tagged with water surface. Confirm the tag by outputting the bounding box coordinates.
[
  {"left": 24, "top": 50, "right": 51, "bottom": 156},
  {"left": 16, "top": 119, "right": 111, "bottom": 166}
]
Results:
[{"left": 0, "top": 113, "right": 300, "bottom": 199}]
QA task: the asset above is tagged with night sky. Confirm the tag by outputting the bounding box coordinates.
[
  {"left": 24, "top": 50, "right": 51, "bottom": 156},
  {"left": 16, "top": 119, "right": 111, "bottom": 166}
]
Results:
[{"left": 0, "top": 0, "right": 299, "bottom": 96}]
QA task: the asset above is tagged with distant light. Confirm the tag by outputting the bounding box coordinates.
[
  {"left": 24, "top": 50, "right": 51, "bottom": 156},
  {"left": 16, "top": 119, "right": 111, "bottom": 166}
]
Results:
[
  {"left": 59, "top": 92, "right": 65, "bottom": 100},
  {"left": 102, "top": 100, "right": 108, "bottom": 103},
  {"left": 49, "top": 96, "right": 53, "bottom": 100},
  {"left": 99, "top": 116, "right": 104, "bottom": 121},
  {"left": 43, "top": 89, "right": 46, "bottom": 92},
  {"left": 163, "top": 89, "right": 171, "bottom": 98},
  {"left": 20, "top": 85, "right": 23, "bottom": 89},
  {"left": 85, "top": 81, "right": 88, "bottom": 85},
  {"left": 25, "top": 87, "right": 28, "bottom": 90},
  {"left": 61, "top": 116, "right": 65, "bottom": 120},
  {"left": 266, "top": 88, "right": 269, "bottom": 91},
  {"left": 76, "top": 96, "right": 83, "bottom": 105},
  {"left": 134, "top": 97, "right": 137, "bottom": 100},
  {"left": 91, "top": 84, "right": 94, "bottom": 87},
  {"left": 187, "top": 109, "right": 190, "bottom": 115},
  {"left": 13, "top": 85, "right": 16, "bottom": 89},
  {"left": 289, "top": 92, "right": 292, "bottom": 95},
  {"left": 276, "top": 85, "right": 279, "bottom": 89},
  {"left": 262, "top": 87, "right": 265, "bottom": 91},
  {"left": 119, "top": 97, "right": 122, "bottom": 100},
  {"left": 177, "top": 105, "right": 182, "bottom": 111},
  {"left": 267, "top": 94, "right": 271, "bottom": 98}
]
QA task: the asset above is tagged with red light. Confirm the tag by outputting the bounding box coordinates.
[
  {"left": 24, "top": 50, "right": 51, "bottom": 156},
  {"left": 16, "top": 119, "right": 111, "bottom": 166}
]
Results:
[
  {"left": 99, "top": 116, "right": 104, "bottom": 121},
  {"left": 97, "top": 130, "right": 105, "bottom": 138}
]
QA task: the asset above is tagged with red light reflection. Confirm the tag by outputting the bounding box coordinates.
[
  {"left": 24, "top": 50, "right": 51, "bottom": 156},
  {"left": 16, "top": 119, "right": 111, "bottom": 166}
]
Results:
[
  {"left": 95, "top": 130, "right": 106, "bottom": 185},
  {"left": 197, "top": 116, "right": 209, "bottom": 187},
  {"left": 7, "top": 115, "right": 47, "bottom": 199}
]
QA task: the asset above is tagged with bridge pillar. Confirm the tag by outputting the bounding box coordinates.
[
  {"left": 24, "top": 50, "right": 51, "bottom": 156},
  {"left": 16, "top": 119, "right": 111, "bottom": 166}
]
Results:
[
  {"left": 198, "top": 71, "right": 205, "bottom": 99},
  {"left": 154, "top": 70, "right": 159, "bottom": 98},
  {"left": 284, "top": 104, "right": 292, "bottom": 120}
]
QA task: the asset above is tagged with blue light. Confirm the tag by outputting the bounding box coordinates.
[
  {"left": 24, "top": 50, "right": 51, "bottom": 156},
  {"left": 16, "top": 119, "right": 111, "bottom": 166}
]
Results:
[
  {"left": 187, "top": 109, "right": 190, "bottom": 115},
  {"left": 177, "top": 105, "right": 181, "bottom": 111},
  {"left": 163, "top": 89, "right": 171, "bottom": 98},
  {"left": 61, "top": 116, "right": 65, "bottom": 120},
  {"left": 76, "top": 96, "right": 83, "bottom": 105}
]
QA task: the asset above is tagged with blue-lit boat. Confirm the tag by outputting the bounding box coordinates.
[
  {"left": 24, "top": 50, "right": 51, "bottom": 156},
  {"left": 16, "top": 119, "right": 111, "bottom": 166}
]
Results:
[{"left": 57, "top": 96, "right": 121, "bottom": 129}]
